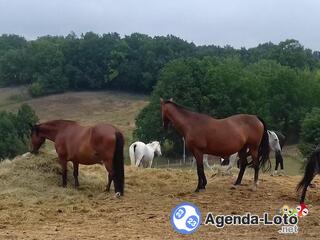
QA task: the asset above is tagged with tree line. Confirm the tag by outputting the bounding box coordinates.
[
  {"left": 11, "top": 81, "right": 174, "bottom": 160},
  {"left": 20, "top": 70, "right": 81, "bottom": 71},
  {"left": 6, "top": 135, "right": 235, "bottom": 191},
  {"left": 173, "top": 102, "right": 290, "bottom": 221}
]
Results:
[
  {"left": 0, "top": 33, "right": 319, "bottom": 96},
  {"left": 134, "top": 56, "right": 320, "bottom": 156}
]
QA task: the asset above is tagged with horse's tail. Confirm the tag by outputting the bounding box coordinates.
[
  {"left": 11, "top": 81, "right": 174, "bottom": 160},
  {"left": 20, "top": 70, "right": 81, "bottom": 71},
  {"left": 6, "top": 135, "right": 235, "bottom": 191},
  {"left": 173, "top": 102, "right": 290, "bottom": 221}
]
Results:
[
  {"left": 296, "top": 150, "right": 319, "bottom": 192},
  {"left": 257, "top": 116, "right": 271, "bottom": 172},
  {"left": 129, "top": 143, "right": 136, "bottom": 166},
  {"left": 113, "top": 131, "right": 125, "bottom": 196}
]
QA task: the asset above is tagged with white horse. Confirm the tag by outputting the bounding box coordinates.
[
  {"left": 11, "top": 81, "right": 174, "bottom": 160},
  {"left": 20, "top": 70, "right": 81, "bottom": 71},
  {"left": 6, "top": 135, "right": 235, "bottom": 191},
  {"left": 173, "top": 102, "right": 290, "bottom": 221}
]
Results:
[
  {"left": 220, "top": 130, "right": 284, "bottom": 175},
  {"left": 129, "top": 141, "right": 162, "bottom": 168}
]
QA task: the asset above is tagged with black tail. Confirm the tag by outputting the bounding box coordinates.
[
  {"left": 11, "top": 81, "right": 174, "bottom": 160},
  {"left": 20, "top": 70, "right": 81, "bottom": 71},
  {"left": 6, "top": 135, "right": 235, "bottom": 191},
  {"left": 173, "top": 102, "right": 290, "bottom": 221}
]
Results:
[
  {"left": 296, "top": 150, "right": 319, "bottom": 192},
  {"left": 257, "top": 116, "right": 271, "bottom": 172},
  {"left": 113, "top": 131, "right": 125, "bottom": 195}
]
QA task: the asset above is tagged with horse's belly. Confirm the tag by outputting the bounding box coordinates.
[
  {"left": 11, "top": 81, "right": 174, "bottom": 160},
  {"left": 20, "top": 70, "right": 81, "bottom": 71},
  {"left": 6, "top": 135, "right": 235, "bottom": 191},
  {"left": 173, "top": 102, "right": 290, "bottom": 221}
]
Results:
[{"left": 73, "top": 152, "right": 103, "bottom": 165}]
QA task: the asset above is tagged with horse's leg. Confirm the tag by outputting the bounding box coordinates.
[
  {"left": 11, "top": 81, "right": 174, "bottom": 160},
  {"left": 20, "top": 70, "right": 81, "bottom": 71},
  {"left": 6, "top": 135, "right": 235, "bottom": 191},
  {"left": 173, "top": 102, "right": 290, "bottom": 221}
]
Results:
[
  {"left": 135, "top": 155, "right": 143, "bottom": 167},
  {"left": 193, "top": 150, "right": 206, "bottom": 192},
  {"left": 234, "top": 149, "right": 247, "bottom": 186},
  {"left": 300, "top": 175, "right": 315, "bottom": 204},
  {"left": 204, "top": 155, "right": 213, "bottom": 171},
  {"left": 272, "top": 151, "right": 279, "bottom": 176},
  {"left": 149, "top": 156, "right": 154, "bottom": 168},
  {"left": 61, "top": 160, "right": 68, "bottom": 188},
  {"left": 73, "top": 162, "right": 79, "bottom": 188},
  {"left": 251, "top": 148, "right": 259, "bottom": 191},
  {"left": 106, "top": 173, "right": 112, "bottom": 192}
]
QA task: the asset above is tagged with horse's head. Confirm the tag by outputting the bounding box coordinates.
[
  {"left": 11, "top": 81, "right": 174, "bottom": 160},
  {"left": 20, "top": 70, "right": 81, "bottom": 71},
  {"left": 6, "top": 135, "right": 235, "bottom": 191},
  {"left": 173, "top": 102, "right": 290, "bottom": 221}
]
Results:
[
  {"left": 153, "top": 141, "right": 162, "bottom": 156},
  {"left": 30, "top": 125, "right": 45, "bottom": 154},
  {"left": 160, "top": 98, "right": 173, "bottom": 129}
]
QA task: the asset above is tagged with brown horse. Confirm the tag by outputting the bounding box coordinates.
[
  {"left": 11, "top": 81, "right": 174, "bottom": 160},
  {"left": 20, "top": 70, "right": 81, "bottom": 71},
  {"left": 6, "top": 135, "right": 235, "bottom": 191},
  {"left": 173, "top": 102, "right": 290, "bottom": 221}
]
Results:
[
  {"left": 160, "top": 99, "right": 270, "bottom": 192},
  {"left": 30, "top": 120, "right": 124, "bottom": 196}
]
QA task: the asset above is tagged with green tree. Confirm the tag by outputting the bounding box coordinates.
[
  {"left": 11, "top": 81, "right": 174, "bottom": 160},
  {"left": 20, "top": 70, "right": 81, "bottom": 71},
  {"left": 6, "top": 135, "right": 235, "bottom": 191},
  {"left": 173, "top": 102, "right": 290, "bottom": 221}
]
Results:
[{"left": 299, "top": 108, "right": 320, "bottom": 156}]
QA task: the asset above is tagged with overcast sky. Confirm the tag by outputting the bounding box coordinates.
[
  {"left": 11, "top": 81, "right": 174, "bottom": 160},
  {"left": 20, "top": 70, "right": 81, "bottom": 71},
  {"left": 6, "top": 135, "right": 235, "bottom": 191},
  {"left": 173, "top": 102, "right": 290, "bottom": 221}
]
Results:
[{"left": 0, "top": 0, "right": 319, "bottom": 50}]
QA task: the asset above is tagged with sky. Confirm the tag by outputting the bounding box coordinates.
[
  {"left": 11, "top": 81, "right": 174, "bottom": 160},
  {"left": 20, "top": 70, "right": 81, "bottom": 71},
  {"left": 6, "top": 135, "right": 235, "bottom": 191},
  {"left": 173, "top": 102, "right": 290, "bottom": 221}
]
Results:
[{"left": 0, "top": 0, "right": 319, "bottom": 50}]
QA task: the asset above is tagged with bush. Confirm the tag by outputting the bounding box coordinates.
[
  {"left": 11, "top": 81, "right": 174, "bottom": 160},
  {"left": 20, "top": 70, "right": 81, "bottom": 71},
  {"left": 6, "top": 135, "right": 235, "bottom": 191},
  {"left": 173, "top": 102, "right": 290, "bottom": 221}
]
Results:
[
  {"left": 299, "top": 107, "right": 320, "bottom": 156},
  {"left": 0, "top": 104, "right": 38, "bottom": 159},
  {"left": 28, "top": 81, "right": 44, "bottom": 97}
]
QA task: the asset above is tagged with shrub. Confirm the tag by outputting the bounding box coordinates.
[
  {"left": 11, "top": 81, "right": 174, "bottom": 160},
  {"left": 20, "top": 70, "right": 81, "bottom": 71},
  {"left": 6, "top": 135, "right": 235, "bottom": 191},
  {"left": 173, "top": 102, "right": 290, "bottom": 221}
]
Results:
[{"left": 299, "top": 107, "right": 320, "bottom": 156}]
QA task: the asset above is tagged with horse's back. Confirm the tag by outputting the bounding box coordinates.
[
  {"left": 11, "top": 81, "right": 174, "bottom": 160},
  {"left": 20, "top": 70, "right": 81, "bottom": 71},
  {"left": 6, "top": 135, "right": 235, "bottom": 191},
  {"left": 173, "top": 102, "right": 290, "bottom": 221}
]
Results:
[
  {"left": 189, "top": 114, "right": 264, "bottom": 156},
  {"left": 56, "top": 123, "right": 120, "bottom": 164}
]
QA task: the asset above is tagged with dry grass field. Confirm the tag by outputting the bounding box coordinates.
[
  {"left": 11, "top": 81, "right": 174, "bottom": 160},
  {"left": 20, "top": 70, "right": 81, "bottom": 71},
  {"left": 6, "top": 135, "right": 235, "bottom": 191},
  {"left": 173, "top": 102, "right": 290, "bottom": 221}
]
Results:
[{"left": 0, "top": 88, "right": 319, "bottom": 240}]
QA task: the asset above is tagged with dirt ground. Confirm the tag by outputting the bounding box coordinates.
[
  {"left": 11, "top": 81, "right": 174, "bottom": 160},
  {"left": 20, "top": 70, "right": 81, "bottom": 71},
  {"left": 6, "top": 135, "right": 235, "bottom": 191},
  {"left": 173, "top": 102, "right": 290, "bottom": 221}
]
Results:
[{"left": 0, "top": 153, "right": 319, "bottom": 240}]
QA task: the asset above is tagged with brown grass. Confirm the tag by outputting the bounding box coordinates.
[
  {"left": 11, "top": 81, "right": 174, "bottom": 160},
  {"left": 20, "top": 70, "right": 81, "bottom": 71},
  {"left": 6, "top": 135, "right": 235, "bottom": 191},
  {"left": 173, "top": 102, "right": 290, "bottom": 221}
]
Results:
[{"left": 0, "top": 153, "right": 319, "bottom": 239}]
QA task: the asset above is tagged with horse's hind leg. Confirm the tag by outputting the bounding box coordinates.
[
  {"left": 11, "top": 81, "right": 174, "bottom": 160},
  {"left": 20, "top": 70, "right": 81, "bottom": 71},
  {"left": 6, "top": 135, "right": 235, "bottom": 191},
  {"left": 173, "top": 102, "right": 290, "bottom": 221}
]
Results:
[
  {"left": 300, "top": 175, "right": 315, "bottom": 203},
  {"left": 106, "top": 173, "right": 113, "bottom": 192},
  {"left": 234, "top": 148, "right": 247, "bottom": 186},
  {"left": 251, "top": 148, "right": 259, "bottom": 191},
  {"left": 73, "top": 162, "right": 79, "bottom": 188}
]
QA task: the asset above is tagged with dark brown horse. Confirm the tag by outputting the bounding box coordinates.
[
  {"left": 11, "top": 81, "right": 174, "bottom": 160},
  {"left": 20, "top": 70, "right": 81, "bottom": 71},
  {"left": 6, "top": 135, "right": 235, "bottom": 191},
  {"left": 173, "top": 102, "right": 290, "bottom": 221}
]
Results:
[
  {"left": 160, "top": 99, "right": 270, "bottom": 192},
  {"left": 30, "top": 120, "right": 124, "bottom": 196},
  {"left": 297, "top": 147, "right": 320, "bottom": 205}
]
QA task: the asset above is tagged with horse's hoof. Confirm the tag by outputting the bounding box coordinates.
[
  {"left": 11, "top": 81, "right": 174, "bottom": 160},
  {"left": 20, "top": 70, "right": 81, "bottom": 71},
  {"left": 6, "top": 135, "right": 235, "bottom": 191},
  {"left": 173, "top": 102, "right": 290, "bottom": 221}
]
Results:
[
  {"left": 230, "top": 185, "right": 238, "bottom": 190},
  {"left": 251, "top": 185, "right": 257, "bottom": 192},
  {"left": 194, "top": 188, "right": 200, "bottom": 193},
  {"left": 114, "top": 192, "right": 121, "bottom": 198},
  {"left": 199, "top": 188, "right": 206, "bottom": 192}
]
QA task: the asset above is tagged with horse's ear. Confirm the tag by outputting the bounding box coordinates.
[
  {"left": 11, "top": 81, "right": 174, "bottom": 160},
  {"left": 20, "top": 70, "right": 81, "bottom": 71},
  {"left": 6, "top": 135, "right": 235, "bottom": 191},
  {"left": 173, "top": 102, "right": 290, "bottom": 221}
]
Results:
[
  {"left": 169, "top": 98, "right": 173, "bottom": 102},
  {"left": 160, "top": 98, "right": 164, "bottom": 104}
]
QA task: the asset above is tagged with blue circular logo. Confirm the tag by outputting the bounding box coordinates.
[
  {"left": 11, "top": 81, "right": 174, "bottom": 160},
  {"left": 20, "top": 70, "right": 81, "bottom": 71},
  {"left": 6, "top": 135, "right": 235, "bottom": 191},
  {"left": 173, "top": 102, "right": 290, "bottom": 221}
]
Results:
[{"left": 170, "top": 202, "right": 202, "bottom": 234}]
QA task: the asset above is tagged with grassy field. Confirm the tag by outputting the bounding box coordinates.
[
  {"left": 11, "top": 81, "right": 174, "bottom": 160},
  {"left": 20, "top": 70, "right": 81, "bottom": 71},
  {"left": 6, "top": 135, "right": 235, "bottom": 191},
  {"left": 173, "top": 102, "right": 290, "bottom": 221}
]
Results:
[{"left": 0, "top": 87, "right": 319, "bottom": 239}]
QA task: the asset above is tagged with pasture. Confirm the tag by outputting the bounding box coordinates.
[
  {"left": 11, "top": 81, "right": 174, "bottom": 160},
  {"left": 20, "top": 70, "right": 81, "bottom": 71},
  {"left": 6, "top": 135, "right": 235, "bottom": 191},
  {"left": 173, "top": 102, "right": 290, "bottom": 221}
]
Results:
[{"left": 0, "top": 89, "right": 319, "bottom": 239}]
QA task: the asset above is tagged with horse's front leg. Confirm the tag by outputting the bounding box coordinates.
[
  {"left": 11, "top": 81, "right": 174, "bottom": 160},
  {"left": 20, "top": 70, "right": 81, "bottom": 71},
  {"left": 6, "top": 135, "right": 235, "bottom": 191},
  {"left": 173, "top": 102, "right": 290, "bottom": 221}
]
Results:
[
  {"left": 234, "top": 148, "right": 248, "bottom": 186},
  {"left": 72, "top": 162, "right": 79, "bottom": 188},
  {"left": 193, "top": 150, "right": 206, "bottom": 192},
  {"left": 60, "top": 160, "right": 68, "bottom": 188}
]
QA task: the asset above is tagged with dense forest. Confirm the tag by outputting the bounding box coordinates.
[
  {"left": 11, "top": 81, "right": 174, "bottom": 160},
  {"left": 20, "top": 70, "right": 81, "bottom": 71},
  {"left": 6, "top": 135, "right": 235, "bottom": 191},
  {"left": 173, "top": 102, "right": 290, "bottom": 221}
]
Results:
[{"left": 1, "top": 32, "right": 320, "bottom": 156}]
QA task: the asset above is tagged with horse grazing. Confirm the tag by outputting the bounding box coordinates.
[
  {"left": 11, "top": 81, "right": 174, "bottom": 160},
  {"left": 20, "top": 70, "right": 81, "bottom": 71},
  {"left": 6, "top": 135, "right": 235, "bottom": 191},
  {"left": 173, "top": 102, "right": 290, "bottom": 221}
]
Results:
[
  {"left": 220, "top": 130, "right": 285, "bottom": 175},
  {"left": 129, "top": 141, "right": 162, "bottom": 167},
  {"left": 297, "top": 147, "right": 320, "bottom": 204},
  {"left": 30, "top": 120, "right": 125, "bottom": 196},
  {"left": 160, "top": 98, "right": 270, "bottom": 192}
]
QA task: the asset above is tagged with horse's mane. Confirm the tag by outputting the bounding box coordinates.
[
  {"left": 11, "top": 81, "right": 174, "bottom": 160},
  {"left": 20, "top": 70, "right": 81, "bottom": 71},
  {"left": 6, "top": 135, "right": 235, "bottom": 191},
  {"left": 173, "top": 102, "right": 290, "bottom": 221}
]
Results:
[
  {"left": 164, "top": 101, "right": 210, "bottom": 119},
  {"left": 164, "top": 101, "right": 193, "bottom": 113}
]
